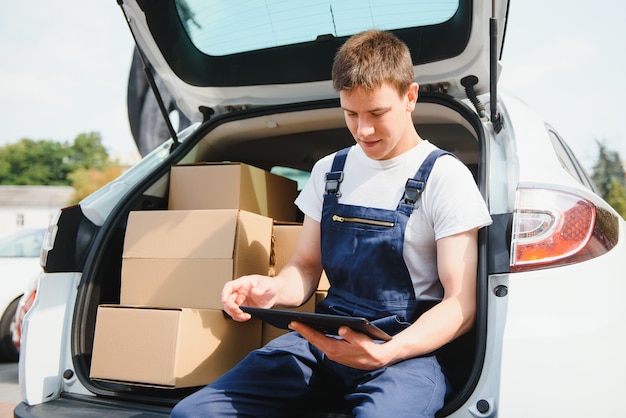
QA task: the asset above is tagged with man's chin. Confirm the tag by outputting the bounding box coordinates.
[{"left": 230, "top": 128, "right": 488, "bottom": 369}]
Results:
[{"left": 358, "top": 141, "right": 386, "bottom": 160}]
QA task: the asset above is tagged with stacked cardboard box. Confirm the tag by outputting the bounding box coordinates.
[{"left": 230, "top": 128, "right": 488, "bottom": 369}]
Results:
[
  {"left": 120, "top": 209, "right": 273, "bottom": 310},
  {"left": 168, "top": 162, "right": 298, "bottom": 222},
  {"left": 90, "top": 306, "right": 260, "bottom": 388},
  {"left": 90, "top": 163, "right": 298, "bottom": 389}
]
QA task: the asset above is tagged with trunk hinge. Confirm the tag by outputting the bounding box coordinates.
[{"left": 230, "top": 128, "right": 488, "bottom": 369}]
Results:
[
  {"left": 117, "top": 0, "right": 181, "bottom": 151},
  {"left": 490, "top": 0, "right": 503, "bottom": 133}
]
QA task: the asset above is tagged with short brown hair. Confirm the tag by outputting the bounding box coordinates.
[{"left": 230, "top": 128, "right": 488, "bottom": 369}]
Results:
[{"left": 331, "top": 30, "right": 414, "bottom": 95}]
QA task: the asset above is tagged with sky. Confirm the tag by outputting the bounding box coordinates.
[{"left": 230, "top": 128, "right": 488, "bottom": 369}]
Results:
[
  {"left": 1, "top": 0, "right": 625, "bottom": 170},
  {"left": 0, "top": 0, "right": 138, "bottom": 161}
]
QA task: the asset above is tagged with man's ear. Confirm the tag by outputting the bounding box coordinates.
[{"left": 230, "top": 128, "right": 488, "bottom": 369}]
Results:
[{"left": 406, "top": 82, "right": 419, "bottom": 111}]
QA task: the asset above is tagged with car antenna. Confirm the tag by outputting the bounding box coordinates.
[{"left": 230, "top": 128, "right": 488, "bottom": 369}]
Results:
[
  {"left": 117, "top": 0, "right": 181, "bottom": 152},
  {"left": 490, "top": 0, "right": 503, "bottom": 133}
]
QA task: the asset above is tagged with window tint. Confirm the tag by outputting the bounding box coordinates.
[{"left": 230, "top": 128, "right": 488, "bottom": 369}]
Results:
[{"left": 175, "top": 0, "right": 459, "bottom": 56}]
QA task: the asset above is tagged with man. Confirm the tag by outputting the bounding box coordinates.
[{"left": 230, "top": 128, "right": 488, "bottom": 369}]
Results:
[{"left": 172, "top": 29, "right": 492, "bottom": 418}]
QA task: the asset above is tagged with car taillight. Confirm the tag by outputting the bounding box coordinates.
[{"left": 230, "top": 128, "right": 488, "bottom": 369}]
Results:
[{"left": 510, "top": 187, "right": 619, "bottom": 272}]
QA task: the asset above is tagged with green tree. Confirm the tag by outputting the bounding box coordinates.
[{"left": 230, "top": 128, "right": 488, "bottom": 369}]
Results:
[
  {"left": 591, "top": 141, "right": 626, "bottom": 218},
  {"left": 0, "top": 138, "right": 69, "bottom": 185},
  {"left": 605, "top": 179, "right": 626, "bottom": 218},
  {"left": 66, "top": 132, "right": 109, "bottom": 172},
  {"left": 591, "top": 141, "right": 625, "bottom": 198},
  {"left": 0, "top": 132, "right": 114, "bottom": 186},
  {"left": 68, "top": 165, "right": 124, "bottom": 204}
]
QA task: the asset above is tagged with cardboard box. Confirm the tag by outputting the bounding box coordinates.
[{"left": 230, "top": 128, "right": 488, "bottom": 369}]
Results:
[
  {"left": 316, "top": 290, "right": 328, "bottom": 305},
  {"left": 270, "top": 222, "right": 302, "bottom": 276},
  {"left": 318, "top": 272, "right": 330, "bottom": 291},
  {"left": 270, "top": 222, "right": 330, "bottom": 290},
  {"left": 90, "top": 305, "right": 261, "bottom": 388},
  {"left": 168, "top": 163, "right": 298, "bottom": 222},
  {"left": 121, "top": 209, "right": 273, "bottom": 309}
]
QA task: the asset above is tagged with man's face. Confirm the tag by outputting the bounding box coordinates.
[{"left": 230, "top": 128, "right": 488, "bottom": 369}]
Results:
[{"left": 339, "top": 82, "right": 418, "bottom": 160}]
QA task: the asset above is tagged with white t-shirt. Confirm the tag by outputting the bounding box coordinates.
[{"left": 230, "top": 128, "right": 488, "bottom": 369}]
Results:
[{"left": 295, "top": 140, "right": 492, "bottom": 301}]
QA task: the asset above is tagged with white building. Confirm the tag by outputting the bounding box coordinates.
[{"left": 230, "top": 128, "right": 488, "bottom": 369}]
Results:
[{"left": 0, "top": 186, "right": 75, "bottom": 237}]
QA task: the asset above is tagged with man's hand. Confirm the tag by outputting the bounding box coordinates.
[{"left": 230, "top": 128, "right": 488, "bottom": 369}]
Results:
[
  {"left": 222, "top": 275, "right": 279, "bottom": 321},
  {"left": 289, "top": 321, "right": 394, "bottom": 370}
]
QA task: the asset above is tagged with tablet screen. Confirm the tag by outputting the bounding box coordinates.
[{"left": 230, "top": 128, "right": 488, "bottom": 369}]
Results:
[{"left": 241, "top": 306, "right": 392, "bottom": 341}]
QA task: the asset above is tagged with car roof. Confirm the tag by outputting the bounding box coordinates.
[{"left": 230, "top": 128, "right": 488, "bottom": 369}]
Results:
[{"left": 120, "top": 0, "right": 508, "bottom": 122}]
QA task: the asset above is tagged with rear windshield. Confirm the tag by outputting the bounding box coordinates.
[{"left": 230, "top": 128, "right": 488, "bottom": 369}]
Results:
[{"left": 175, "top": 0, "right": 460, "bottom": 56}]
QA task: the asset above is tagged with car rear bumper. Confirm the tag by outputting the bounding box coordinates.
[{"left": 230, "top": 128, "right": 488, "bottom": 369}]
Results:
[{"left": 13, "top": 395, "right": 171, "bottom": 418}]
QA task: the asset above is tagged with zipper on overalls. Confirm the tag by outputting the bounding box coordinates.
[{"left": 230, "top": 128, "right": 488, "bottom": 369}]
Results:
[{"left": 332, "top": 214, "right": 395, "bottom": 227}]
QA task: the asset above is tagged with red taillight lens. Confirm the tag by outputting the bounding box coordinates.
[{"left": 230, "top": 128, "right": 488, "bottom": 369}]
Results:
[{"left": 510, "top": 187, "right": 619, "bottom": 272}]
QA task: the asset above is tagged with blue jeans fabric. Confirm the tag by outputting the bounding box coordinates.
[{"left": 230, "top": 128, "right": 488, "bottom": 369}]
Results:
[{"left": 170, "top": 332, "right": 447, "bottom": 418}]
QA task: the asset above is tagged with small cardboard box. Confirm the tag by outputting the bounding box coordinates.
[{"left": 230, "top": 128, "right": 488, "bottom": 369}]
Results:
[
  {"left": 121, "top": 209, "right": 272, "bottom": 309},
  {"left": 168, "top": 163, "right": 298, "bottom": 222},
  {"left": 270, "top": 222, "right": 302, "bottom": 276},
  {"left": 270, "top": 222, "right": 330, "bottom": 290},
  {"left": 90, "top": 305, "right": 261, "bottom": 388}
]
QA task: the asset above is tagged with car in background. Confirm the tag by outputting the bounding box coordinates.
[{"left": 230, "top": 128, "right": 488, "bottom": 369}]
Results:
[
  {"left": 0, "top": 228, "right": 44, "bottom": 362},
  {"left": 14, "top": 1, "right": 626, "bottom": 417}
]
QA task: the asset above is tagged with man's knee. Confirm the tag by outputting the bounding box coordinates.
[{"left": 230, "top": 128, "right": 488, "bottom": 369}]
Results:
[{"left": 170, "top": 387, "right": 222, "bottom": 418}]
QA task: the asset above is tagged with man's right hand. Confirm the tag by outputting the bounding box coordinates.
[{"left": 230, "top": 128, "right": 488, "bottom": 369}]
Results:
[{"left": 221, "top": 275, "right": 279, "bottom": 321}]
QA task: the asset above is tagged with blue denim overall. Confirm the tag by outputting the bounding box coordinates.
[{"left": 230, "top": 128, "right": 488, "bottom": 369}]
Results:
[
  {"left": 171, "top": 148, "right": 450, "bottom": 418},
  {"left": 317, "top": 147, "right": 446, "bottom": 335}
]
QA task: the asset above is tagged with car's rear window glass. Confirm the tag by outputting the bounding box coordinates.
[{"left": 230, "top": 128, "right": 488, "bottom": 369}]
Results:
[{"left": 175, "top": 0, "right": 459, "bottom": 56}]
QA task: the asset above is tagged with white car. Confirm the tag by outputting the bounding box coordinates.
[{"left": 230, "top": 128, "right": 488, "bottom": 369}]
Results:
[
  {"left": 15, "top": 1, "right": 626, "bottom": 417},
  {"left": 0, "top": 228, "right": 44, "bottom": 362}
]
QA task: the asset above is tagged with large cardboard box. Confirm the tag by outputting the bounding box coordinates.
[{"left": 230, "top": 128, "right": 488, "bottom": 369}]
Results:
[
  {"left": 168, "top": 163, "right": 298, "bottom": 222},
  {"left": 121, "top": 209, "right": 272, "bottom": 309},
  {"left": 90, "top": 305, "right": 261, "bottom": 388}
]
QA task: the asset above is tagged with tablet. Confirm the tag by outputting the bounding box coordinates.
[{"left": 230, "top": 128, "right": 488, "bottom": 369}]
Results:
[{"left": 240, "top": 306, "right": 392, "bottom": 341}]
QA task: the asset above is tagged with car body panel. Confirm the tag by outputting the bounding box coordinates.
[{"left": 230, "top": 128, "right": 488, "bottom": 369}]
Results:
[
  {"left": 499, "top": 238, "right": 626, "bottom": 416},
  {"left": 19, "top": 272, "right": 87, "bottom": 405},
  {"left": 0, "top": 228, "right": 45, "bottom": 361}
]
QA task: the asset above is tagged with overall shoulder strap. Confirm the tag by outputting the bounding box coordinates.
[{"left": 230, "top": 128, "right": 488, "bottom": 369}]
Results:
[
  {"left": 324, "top": 147, "right": 350, "bottom": 197},
  {"left": 401, "top": 149, "right": 455, "bottom": 206}
]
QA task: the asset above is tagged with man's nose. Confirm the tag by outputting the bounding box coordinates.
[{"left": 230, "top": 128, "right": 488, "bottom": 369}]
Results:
[{"left": 357, "top": 117, "right": 374, "bottom": 138}]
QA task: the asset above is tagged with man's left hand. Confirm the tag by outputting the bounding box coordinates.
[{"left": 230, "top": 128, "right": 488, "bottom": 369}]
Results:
[{"left": 288, "top": 321, "right": 393, "bottom": 370}]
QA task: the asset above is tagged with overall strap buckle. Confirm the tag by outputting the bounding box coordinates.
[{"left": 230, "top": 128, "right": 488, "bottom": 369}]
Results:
[
  {"left": 400, "top": 149, "right": 455, "bottom": 207},
  {"left": 325, "top": 171, "right": 344, "bottom": 197},
  {"left": 324, "top": 147, "right": 350, "bottom": 198},
  {"left": 403, "top": 178, "right": 425, "bottom": 205}
]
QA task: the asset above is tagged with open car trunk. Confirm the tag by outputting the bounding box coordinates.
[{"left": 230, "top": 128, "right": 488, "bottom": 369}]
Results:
[{"left": 23, "top": 93, "right": 489, "bottom": 418}]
